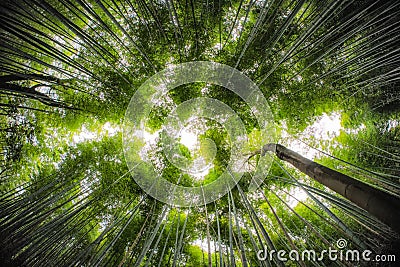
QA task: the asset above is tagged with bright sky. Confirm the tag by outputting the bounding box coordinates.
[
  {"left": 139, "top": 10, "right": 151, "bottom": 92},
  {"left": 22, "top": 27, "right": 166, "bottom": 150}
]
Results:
[
  {"left": 180, "top": 128, "right": 198, "bottom": 150},
  {"left": 192, "top": 238, "right": 217, "bottom": 252},
  {"left": 138, "top": 125, "right": 214, "bottom": 181},
  {"left": 281, "top": 112, "right": 342, "bottom": 160},
  {"left": 287, "top": 187, "right": 309, "bottom": 208},
  {"left": 71, "top": 122, "right": 120, "bottom": 145}
]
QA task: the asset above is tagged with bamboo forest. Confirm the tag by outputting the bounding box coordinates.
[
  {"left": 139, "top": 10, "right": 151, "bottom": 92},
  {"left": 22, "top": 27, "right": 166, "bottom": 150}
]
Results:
[{"left": 1, "top": 0, "right": 400, "bottom": 266}]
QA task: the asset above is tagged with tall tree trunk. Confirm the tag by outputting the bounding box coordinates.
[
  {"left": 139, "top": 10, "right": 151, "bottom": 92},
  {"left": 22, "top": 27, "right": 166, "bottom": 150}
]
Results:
[{"left": 258, "top": 143, "right": 400, "bottom": 234}]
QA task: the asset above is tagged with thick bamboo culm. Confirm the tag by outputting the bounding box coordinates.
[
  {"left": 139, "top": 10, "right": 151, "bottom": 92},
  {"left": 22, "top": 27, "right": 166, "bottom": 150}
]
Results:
[{"left": 260, "top": 143, "right": 400, "bottom": 234}]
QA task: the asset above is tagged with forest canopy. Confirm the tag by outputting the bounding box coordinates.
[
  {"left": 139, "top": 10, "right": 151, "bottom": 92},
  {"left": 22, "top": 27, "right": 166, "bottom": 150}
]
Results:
[{"left": 0, "top": 0, "right": 400, "bottom": 266}]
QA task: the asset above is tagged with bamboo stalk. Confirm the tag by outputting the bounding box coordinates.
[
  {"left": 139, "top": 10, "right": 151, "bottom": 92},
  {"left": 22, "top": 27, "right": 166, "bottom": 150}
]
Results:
[{"left": 259, "top": 143, "right": 400, "bottom": 234}]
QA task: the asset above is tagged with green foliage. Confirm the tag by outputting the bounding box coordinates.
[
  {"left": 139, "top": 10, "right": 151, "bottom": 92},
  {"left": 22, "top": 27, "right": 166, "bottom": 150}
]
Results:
[{"left": 1, "top": 0, "right": 400, "bottom": 266}]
